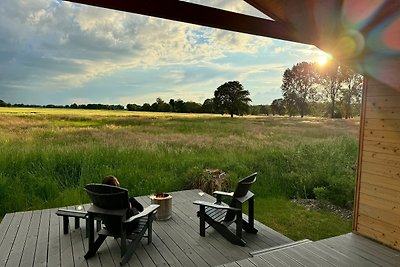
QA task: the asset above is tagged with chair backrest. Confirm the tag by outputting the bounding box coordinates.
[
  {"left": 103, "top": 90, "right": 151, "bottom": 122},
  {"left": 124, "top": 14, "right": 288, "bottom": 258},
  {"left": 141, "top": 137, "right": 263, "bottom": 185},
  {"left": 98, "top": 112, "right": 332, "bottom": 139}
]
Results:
[
  {"left": 84, "top": 183, "right": 130, "bottom": 210},
  {"left": 84, "top": 184, "right": 130, "bottom": 235},
  {"left": 232, "top": 172, "right": 257, "bottom": 198},
  {"left": 223, "top": 172, "right": 257, "bottom": 222}
]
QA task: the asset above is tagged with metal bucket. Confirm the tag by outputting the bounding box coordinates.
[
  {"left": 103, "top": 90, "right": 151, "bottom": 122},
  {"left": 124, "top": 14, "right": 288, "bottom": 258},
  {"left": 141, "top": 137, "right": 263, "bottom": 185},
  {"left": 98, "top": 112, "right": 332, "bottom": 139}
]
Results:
[{"left": 150, "top": 193, "right": 172, "bottom": 220}]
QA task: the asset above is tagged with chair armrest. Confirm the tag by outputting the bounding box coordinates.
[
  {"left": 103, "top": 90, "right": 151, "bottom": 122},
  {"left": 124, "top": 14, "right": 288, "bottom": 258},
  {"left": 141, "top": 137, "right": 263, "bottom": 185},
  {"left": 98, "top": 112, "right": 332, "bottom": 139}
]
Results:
[
  {"left": 88, "top": 205, "right": 126, "bottom": 217},
  {"left": 235, "top": 191, "right": 254, "bottom": 203},
  {"left": 213, "top": 191, "right": 234, "bottom": 197},
  {"left": 56, "top": 209, "right": 87, "bottom": 218},
  {"left": 123, "top": 204, "right": 159, "bottom": 224},
  {"left": 193, "top": 200, "right": 241, "bottom": 211}
]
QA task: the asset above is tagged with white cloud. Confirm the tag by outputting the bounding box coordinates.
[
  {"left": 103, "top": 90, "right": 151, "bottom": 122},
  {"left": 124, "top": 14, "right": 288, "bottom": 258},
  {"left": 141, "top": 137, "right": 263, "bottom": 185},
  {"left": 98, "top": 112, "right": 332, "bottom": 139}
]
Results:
[{"left": 0, "top": 0, "right": 323, "bottom": 105}]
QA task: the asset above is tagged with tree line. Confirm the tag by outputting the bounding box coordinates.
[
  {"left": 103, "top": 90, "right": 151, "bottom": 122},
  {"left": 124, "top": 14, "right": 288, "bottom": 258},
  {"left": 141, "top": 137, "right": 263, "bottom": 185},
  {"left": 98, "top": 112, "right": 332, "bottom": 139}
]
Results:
[
  {"left": 127, "top": 81, "right": 253, "bottom": 117},
  {"left": 1, "top": 60, "right": 363, "bottom": 118},
  {"left": 274, "top": 61, "right": 363, "bottom": 118},
  {"left": 0, "top": 100, "right": 124, "bottom": 110}
]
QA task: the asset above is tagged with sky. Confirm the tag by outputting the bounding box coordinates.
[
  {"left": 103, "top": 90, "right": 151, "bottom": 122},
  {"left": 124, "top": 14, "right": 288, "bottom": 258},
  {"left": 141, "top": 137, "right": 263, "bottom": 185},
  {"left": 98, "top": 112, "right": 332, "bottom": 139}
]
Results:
[{"left": 0, "top": 0, "right": 327, "bottom": 106}]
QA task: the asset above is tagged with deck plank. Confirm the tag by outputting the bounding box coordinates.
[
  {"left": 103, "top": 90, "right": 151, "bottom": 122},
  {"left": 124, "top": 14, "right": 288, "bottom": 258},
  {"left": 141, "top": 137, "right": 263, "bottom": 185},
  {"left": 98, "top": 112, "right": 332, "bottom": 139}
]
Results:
[
  {"left": 319, "top": 236, "right": 387, "bottom": 267},
  {"left": 141, "top": 193, "right": 214, "bottom": 266},
  {"left": 19, "top": 210, "right": 41, "bottom": 267},
  {"left": 259, "top": 253, "right": 292, "bottom": 266},
  {"left": 59, "top": 207, "right": 75, "bottom": 267},
  {"left": 0, "top": 212, "right": 23, "bottom": 266},
  {"left": 33, "top": 209, "right": 51, "bottom": 266},
  {"left": 341, "top": 233, "right": 400, "bottom": 265},
  {"left": 247, "top": 255, "right": 274, "bottom": 267},
  {"left": 5, "top": 211, "right": 32, "bottom": 267},
  {"left": 267, "top": 250, "right": 305, "bottom": 266},
  {"left": 9, "top": 190, "right": 399, "bottom": 267},
  {"left": 146, "top": 217, "right": 198, "bottom": 267},
  {"left": 165, "top": 191, "right": 236, "bottom": 264},
  {"left": 0, "top": 213, "right": 14, "bottom": 247},
  {"left": 172, "top": 190, "right": 255, "bottom": 260},
  {"left": 327, "top": 234, "right": 399, "bottom": 266},
  {"left": 235, "top": 258, "right": 257, "bottom": 267}
]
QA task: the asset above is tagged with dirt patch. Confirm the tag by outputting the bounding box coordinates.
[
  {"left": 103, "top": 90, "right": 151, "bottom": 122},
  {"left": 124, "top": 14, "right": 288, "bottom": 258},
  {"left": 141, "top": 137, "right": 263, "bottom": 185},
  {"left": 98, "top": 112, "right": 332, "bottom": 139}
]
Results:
[{"left": 291, "top": 199, "right": 353, "bottom": 220}]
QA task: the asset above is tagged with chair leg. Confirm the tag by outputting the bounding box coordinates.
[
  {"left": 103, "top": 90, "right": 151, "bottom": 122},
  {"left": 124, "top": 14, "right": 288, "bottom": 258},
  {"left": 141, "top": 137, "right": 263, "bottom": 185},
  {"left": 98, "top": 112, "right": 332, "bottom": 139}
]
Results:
[
  {"left": 243, "top": 197, "right": 258, "bottom": 234},
  {"left": 147, "top": 215, "right": 153, "bottom": 244},
  {"left": 199, "top": 206, "right": 206, "bottom": 237},
  {"left": 74, "top": 217, "right": 80, "bottom": 229},
  {"left": 121, "top": 225, "right": 127, "bottom": 257},
  {"left": 205, "top": 216, "right": 246, "bottom": 246},
  {"left": 62, "top": 216, "right": 69, "bottom": 235},
  {"left": 236, "top": 212, "right": 242, "bottom": 239},
  {"left": 121, "top": 223, "right": 148, "bottom": 265},
  {"left": 84, "top": 235, "right": 107, "bottom": 259}
]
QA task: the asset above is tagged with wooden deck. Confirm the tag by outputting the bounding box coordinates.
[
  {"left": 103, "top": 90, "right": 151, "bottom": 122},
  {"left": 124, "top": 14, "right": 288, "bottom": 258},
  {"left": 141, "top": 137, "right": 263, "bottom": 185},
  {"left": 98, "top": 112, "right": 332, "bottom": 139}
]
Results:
[
  {"left": 0, "top": 189, "right": 293, "bottom": 267},
  {"left": 220, "top": 233, "right": 400, "bottom": 267},
  {"left": 3, "top": 189, "right": 398, "bottom": 267}
]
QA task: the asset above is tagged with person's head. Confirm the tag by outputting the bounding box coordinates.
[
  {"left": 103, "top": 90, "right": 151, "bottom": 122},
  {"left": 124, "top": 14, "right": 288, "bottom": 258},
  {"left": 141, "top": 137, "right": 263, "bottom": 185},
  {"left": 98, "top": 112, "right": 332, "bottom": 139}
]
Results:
[{"left": 102, "top": 175, "right": 120, "bottom": 187}]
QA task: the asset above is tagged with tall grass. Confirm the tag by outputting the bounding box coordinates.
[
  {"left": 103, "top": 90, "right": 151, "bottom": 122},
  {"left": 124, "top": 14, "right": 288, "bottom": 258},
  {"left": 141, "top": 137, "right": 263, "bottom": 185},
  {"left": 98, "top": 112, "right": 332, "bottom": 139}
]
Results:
[{"left": 0, "top": 109, "right": 359, "bottom": 219}]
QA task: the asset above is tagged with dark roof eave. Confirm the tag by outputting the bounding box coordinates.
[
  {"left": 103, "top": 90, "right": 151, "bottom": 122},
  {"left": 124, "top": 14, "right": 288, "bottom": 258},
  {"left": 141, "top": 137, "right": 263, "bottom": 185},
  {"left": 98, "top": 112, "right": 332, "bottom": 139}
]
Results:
[{"left": 66, "top": 0, "right": 315, "bottom": 45}]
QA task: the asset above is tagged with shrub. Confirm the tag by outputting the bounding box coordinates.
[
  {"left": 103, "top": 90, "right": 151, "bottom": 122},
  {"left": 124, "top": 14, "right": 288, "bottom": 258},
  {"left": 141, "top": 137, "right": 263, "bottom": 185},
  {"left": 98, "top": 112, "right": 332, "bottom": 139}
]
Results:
[{"left": 184, "top": 167, "right": 230, "bottom": 194}]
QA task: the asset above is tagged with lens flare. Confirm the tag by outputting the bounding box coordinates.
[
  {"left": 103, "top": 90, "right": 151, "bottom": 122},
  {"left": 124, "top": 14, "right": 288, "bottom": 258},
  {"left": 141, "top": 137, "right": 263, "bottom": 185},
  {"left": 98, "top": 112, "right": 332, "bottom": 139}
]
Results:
[
  {"left": 365, "top": 55, "right": 400, "bottom": 90},
  {"left": 317, "top": 53, "right": 333, "bottom": 66}
]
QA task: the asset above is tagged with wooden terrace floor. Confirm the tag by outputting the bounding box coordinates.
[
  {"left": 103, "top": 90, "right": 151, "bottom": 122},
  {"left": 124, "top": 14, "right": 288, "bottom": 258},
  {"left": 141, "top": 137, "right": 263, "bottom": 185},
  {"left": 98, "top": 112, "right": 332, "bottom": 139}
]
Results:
[
  {"left": 2, "top": 189, "right": 399, "bottom": 266},
  {"left": 0, "top": 189, "right": 293, "bottom": 267},
  {"left": 219, "top": 234, "right": 400, "bottom": 267}
]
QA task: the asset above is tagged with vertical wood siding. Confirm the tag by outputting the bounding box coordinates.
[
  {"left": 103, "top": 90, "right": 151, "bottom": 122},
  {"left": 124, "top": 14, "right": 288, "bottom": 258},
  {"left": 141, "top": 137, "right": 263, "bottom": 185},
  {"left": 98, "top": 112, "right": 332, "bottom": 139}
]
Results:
[{"left": 355, "top": 77, "right": 400, "bottom": 250}]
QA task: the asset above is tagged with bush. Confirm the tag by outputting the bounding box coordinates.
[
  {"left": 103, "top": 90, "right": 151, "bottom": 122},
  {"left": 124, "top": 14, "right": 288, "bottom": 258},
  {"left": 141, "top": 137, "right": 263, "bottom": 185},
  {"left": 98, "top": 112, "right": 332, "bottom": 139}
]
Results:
[{"left": 184, "top": 167, "right": 230, "bottom": 194}]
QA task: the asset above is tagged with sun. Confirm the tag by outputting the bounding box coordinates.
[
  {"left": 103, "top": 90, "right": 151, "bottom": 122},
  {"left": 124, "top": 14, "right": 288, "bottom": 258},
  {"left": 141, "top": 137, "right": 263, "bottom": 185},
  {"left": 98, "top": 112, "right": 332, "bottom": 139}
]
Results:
[
  {"left": 317, "top": 53, "right": 332, "bottom": 66},
  {"left": 318, "top": 56, "right": 328, "bottom": 66}
]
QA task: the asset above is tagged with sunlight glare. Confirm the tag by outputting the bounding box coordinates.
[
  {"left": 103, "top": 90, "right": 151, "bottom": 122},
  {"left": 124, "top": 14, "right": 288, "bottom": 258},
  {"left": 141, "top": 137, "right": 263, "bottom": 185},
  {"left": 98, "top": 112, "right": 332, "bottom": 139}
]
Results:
[
  {"left": 318, "top": 56, "right": 328, "bottom": 66},
  {"left": 317, "top": 53, "right": 332, "bottom": 66}
]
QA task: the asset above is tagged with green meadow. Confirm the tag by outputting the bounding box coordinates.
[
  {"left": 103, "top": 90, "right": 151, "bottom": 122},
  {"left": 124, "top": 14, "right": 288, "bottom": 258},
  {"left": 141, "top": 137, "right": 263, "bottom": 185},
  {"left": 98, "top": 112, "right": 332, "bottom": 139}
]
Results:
[{"left": 0, "top": 107, "right": 358, "bottom": 240}]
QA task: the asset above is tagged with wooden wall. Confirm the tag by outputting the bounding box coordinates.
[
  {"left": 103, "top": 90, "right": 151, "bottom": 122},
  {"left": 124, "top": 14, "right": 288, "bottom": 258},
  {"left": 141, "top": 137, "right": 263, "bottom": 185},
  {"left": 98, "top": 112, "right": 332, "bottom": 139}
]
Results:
[{"left": 354, "top": 77, "right": 400, "bottom": 250}]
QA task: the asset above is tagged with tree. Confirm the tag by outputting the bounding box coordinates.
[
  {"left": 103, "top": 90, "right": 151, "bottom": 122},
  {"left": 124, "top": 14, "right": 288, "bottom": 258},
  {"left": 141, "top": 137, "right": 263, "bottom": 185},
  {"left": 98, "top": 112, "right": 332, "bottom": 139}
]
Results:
[
  {"left": 142, "top": 103, "right": 151, "bottom": 111},
  {"left": 127, "top": 103, "right": 141, "bottom": 111},
  {"left": 340, "top": 66, "right": 363, "bottom": 118},
  {"left": 281, "top": 62, "right": 317, "bottom": 117},
  {"left": 201, "top": 98, "right": 214, "bottom": 113},
  {"left": 184, "top": 101, "right": 202, "bottom": 113},
  {"left": 214, "top": 81, "right": 251, "bottom": 117},
  {"left": 317, "top": 62, "right": 345, "bottom": 118},
  {"left": 156, "top": 98, "right": 171, "bottom": 112},
  {"left": 270, "top": 98, "right": 286, "bottom": 115},
  {"left": 174, "top": 99, "right": 186, "bottom": 113},
  {"left": 0, "top": 99, "right": 9, "bottom": 107},
  {"left": 169, "top": 99, "right": 176, "bottom": 112}
]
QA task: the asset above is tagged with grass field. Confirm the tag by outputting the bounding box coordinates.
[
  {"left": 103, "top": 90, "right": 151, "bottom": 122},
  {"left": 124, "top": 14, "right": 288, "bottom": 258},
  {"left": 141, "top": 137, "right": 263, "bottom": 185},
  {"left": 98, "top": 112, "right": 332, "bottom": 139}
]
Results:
[{"left": 0, "top": 107, "right": 358, "bottom": 240}]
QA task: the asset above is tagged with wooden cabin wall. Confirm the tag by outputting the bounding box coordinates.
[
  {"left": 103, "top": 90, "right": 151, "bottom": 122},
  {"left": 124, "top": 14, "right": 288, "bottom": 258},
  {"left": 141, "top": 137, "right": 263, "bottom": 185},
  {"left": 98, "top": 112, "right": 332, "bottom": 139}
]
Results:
[{"left": 354, "top": 77, "right": 400, "bottom": 250}]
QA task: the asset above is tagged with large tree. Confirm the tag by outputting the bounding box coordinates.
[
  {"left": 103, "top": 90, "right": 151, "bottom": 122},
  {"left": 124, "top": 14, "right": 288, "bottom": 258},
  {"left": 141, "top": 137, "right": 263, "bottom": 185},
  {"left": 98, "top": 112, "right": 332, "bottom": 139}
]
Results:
[
  {"left": 281, "top": 62, "right": 317, "bottom": 117},
  {"left": 340, "top": 66, "right": 363, "bottom": 118},
  {"left": 317, "top": 62, "right": 345, "bottom": 118},
  {"left": 214, "top": 81, "right": 251, "bottom": 117}
]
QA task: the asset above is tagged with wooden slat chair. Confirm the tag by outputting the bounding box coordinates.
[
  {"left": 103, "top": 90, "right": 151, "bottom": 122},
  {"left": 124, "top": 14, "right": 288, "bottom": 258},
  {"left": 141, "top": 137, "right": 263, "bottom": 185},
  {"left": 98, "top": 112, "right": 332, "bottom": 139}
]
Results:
[
  {"left": 83, "top": 184, "right": 159, "bottom": 265},
  {"left": 194, "top": 172, "right": 258, "bottom": 246}
]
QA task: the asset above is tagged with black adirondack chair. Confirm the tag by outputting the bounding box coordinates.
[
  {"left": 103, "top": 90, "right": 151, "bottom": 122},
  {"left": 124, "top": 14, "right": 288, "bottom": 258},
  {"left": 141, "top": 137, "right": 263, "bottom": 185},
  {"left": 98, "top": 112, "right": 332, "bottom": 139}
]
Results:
[
  {"left": 193, "top": 172, "right": 258, "bottom": 246},
  {"left": 83, "top": 184, "right": 159, "bottom": 265}
]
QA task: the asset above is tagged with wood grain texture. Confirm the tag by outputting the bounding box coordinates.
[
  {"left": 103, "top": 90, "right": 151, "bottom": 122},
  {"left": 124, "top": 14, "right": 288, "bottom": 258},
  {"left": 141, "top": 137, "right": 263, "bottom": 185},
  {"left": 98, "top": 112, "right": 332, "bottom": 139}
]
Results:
[
  {"left": 356, "top": 76, "right": 400, "bottom": 250},
  {"left": 0, "top": 190, "right": 292, "bottom": 266}
]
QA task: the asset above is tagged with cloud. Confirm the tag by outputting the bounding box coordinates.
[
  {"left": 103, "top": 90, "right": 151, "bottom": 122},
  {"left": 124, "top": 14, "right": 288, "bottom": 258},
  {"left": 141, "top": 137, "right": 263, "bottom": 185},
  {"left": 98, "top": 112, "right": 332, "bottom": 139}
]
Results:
[{"left": 0, "top": 0, "right": 323, "bottom": 106}]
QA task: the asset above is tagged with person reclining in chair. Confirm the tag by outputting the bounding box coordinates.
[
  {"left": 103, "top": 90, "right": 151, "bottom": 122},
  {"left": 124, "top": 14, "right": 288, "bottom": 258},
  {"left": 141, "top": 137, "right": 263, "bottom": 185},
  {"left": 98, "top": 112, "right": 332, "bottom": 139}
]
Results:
[{"left": 102, "top": 175, "right": 144, "bottom": 232}]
